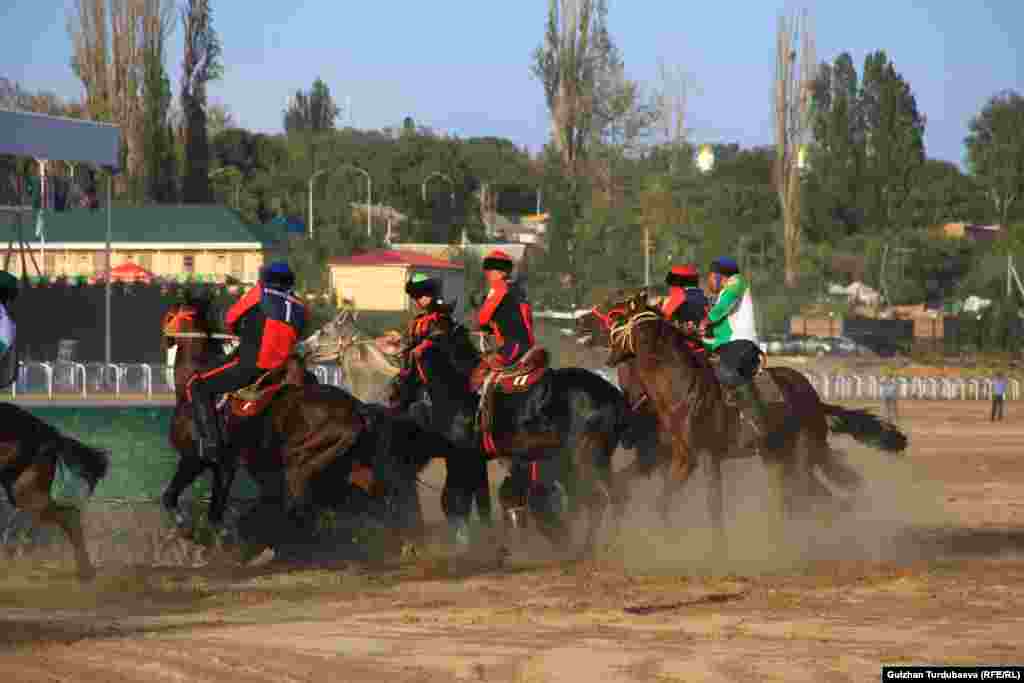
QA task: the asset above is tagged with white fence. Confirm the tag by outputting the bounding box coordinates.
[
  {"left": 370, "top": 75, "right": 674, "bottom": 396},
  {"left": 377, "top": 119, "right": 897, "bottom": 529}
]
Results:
[{"left": 6, "top": 361, "right": 1020, "bottom": 402}]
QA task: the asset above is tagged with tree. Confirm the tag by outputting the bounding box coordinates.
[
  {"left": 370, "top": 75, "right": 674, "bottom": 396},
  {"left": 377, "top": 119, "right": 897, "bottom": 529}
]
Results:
[
  {"left": 653, "top": 59, "right": 694, "bottom": 174},
  {"left": 531, "top": 0, "right": 607, "bottom": 178},
  {"left": 283, "top": 78, "right": 341, "bottom": 134},
  {"left": 807, "top": 52, "right": 863, "bottom": 237},
  {"left": 180, "top": 0, "right": 222, "bottom": 203},
  {"left": 140, "top": 2, "right": 176, "bottom": 202},
  {"left": 772, "top": 9, "right": 816, "bottom": 288},
  {"left": 206, "top": 102, "right": 235, "bottom": 139},
  {"left": 859, "top": 50, "right": 926, "bottom": 231},
  {"left": 965, "top": 90, "right": 1024, "bottom": 227},
  {"left": 68, "top": 0, "right": 173, "bottom": 191}
]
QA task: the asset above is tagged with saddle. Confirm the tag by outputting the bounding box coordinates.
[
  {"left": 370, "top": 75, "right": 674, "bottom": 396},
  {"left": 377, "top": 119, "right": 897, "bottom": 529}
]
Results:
[
  {"left": 226, "top": 368, "right": 288, "bottom": 418},
  {"left": 709, "top": 354, "right": 786, "bottom": 405},
  {"left": 477, "top": 347, "right": 551, "bottom": 456}
]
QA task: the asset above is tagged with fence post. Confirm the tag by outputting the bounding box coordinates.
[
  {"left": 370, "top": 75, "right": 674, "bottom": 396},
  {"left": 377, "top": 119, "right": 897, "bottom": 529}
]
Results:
[
  {"left": 73, "top": 363, "right": 87, "bottom": 398},
  {"left": 39, "top": 362, "right": 54, "bottom": 400},
  {"left": 141, "top": 363, "right": 153, "bottom": 400}
]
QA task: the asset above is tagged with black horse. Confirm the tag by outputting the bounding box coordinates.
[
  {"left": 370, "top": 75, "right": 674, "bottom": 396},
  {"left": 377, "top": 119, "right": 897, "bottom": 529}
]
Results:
[
  {"left": 160, "top": 295, "right": 474, "bottom": 555},
  {"left": 400, "top": 310, "right": 631, "bottom": 557}
]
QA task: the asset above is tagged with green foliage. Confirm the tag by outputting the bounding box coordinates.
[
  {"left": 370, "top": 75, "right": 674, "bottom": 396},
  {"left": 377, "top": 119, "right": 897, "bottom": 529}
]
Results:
[
  {"left": 806, "top": 50, "right": 927, "bottom": 237},
  {"left": 965, "top": 90, "right": 1024, "bottom": 226},
  {"left": 284, "top": 78, "right": 341, "bottom": 134}
]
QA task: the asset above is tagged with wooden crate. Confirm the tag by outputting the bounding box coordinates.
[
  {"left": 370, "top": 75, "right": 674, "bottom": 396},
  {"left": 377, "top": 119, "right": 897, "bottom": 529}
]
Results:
[{"left": 789, "top": 316, "right": 842, "bottom": 337}]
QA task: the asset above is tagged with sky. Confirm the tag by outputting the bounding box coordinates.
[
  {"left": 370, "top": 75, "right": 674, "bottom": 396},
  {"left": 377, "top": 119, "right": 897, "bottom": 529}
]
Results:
[{"left": 2, "top": 1, "right": 1021, "bottom": 167}]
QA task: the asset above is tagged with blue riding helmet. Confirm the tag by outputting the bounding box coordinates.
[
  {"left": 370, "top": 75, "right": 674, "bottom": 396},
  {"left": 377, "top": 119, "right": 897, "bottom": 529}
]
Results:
[
  {"left": 709, "top": 257, "right": 739, "bottom": 276},
  {"left": 259, "top": 261, "right": 295, "bottom": 289}
]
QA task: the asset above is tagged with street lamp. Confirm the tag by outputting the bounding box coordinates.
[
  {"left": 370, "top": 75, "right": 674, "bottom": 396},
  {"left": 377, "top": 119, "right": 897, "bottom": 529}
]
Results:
[
  {"left": 422, "top": 172, "right": 457, "bottom": 241},
  {"left": 308, "top": 169, "right": 326, "bottom": 239},
  {"left": 338, "top": 164, "right": 372, "bottom": 238},
  {"left": 209, "top": 167, "right": 242, "bottom": 209}
]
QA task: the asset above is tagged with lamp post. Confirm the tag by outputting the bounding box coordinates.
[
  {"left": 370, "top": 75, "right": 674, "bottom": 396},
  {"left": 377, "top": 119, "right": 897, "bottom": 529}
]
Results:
[
  {"left": 338, "top": 164, "right": 372, "bottom": 238},
  {"left": 308, "top": 169, "right": 326, "bottom": 239},
  {"left": 422, "top": 171, "right": 456, "bottom": 241},
  {"left": 209, "top": 167, "right": 242, "bottom": 209}
]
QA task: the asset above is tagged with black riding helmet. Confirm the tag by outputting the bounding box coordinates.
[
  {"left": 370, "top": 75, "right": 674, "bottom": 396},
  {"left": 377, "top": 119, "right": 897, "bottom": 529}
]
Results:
[
  {"left": 405, "top": 273, "right": 440, "bottom": 299},
  {"left": 0, "top": 270, "right": 19, "bottom": 304},
  {"left": 259, "top": 261, "right": 296, "bottom": 290}
]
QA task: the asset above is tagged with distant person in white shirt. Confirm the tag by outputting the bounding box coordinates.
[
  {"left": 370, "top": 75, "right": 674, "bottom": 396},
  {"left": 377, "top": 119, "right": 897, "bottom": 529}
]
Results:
[{"left": 0, "top": 270, "right": 19, "bottom": 387}]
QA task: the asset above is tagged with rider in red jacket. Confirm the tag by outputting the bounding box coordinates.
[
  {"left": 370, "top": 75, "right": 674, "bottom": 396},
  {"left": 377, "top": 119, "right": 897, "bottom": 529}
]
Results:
[
  {"left": 472, "top": 249, "right": 535, "bottom": 390},
  {"left": 186, "top": 262, "right": 306, "bottom": 465}
]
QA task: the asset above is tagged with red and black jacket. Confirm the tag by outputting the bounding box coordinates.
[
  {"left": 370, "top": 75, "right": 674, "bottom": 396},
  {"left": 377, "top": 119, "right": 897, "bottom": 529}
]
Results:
[
  {"left": 224, "top": 284, "right": 306, "bottom": 370},
  {"left": 661, "top": 286, "right": 709, "bottom": 326},
  {"left": 477, "top": 280, "right": 535, "bottom": 362}
]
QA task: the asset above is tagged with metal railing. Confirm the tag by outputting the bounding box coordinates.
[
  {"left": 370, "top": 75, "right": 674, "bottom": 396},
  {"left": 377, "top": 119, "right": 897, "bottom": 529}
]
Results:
[{"left": 6, "top": 361, "right": 1019, "bottom": 402}]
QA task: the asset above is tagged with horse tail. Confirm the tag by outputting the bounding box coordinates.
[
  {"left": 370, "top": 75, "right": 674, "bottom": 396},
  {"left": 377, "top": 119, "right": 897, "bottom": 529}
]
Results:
[
  {"left": 816, "top": 447, "right": 865, "bottom": 492},
  {"left": 823, "top": 404, "right": 908, "bottom": 454},
  {"left": 57, "top": 436, "right": 111, "bottom": 495}
]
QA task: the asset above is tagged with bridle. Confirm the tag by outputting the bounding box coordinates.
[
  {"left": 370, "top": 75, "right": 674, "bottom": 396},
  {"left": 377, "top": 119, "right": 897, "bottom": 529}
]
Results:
[{"left": 162, "top": 305, "right": 238, "bottom": 341}]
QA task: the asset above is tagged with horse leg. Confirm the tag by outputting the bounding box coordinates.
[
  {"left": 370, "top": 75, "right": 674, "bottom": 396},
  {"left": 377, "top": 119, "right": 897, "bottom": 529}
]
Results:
[
  {"left": 443, "top": 456, "right": 473, "bottom": 551},
  {"left": 570, "top": 432, "right": 614, "bottom": 559},
  {"left": 162, "top": 451, "right": 207, "bottom": 529},
  {"left": 207, "top": 458, "right": 239, "bottom": 551},
  {"left": 14, "top": 466, "right": 94, "bottom": 581}
]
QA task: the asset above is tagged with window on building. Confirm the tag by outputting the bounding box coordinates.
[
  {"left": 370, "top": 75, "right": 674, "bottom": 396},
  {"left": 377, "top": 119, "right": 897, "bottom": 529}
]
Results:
[
  {"left": 44, "top": 253, "right": 56, "bottom": 274},
  {"left": 230, "top": 253, "right": 244, "bottom": 279},
  {"left": 137, "top": 253, "right": 152, "bottom": 271},
  {"left": 183, "top": 254, "right": 195, "bottom": 273}
]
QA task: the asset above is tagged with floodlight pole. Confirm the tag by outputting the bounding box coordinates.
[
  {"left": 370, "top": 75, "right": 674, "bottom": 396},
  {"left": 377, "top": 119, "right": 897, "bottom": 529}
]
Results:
[{"left": 105, "top": 171, "right": 112, "bottom": 366}]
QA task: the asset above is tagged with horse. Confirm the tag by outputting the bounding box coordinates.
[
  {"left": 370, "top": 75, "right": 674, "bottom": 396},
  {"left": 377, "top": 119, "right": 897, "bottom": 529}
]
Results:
[
  {"left": 0, "top": 403, "right": 110, "bottom": 580},
  {"left": 304, "top": 306, "right": 495, "bottom": 540},
  {"left": 301, "top": 307, "right": 402, "bottom": 405},
  {"left": 159, "top": 295, "right": 475, "bottom": 555},
  {"left": 596, "top": 292, "right": 908, "bottom": 556},
  {"left": 405, "top": 309, "right": 631, "bottom": 558}
]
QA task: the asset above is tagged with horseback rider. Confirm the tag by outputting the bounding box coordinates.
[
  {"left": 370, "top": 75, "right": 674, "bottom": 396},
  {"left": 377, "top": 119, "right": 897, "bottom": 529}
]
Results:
[
  {"left": 698, "top": 257, "right": 786, "bottom": 448},
  {"left": 471, "top": 249, "right": 536, "bottom": 391},
  {"left": 662, "top": 264, "right": 709, "bottom": 345},
  {"left": 186, "top": 261, "right": 306, "bottom": 464},
  {"left": 388, "top": 273, "right": 453, "bottom": 416},
  {"left": 0, "top": 271, "right": 18, "bottom": 385}
]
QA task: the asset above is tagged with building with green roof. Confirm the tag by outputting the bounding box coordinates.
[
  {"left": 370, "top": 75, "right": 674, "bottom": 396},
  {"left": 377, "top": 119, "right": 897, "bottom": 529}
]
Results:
[{"left": 2, "top": 205, "right": 281, "bottom": 283}]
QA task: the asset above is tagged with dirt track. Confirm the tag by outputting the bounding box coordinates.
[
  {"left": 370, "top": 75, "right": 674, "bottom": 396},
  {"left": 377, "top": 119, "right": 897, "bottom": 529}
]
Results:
[{"left": 2, "top": 400, "right": 1024, "bottom": 682}]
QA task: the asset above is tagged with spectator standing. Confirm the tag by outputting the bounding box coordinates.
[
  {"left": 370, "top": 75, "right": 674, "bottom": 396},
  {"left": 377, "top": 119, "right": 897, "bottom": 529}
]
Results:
[
  {"left": 991, "top": 373, "right": 1008, "bottom": 422},
  {"left": 881, "top": 375, "right": 899, "bottom": 423}
]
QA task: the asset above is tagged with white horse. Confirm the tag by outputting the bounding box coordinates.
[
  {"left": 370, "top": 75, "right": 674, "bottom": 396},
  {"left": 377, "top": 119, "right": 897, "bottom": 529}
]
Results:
[{"left": 301, "top": 308, "right": 402, "bottom": 404}]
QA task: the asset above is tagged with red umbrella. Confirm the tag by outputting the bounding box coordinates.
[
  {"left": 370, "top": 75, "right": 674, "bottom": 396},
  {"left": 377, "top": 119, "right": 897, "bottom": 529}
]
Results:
[{"left": 99, "top": 262, "right": 155, "bottom": 283}]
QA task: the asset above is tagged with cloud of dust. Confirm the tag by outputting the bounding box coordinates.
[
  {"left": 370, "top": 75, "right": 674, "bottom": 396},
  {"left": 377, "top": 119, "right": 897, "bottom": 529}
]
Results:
[{"left": 603, "top": 438, "right": 955, "bottom": 576}]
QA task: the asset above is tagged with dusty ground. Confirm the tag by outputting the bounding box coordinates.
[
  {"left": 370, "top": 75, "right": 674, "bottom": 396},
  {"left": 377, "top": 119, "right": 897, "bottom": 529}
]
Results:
[{"left": 2, "top": 400, "right": 1023, "bottom": 682}]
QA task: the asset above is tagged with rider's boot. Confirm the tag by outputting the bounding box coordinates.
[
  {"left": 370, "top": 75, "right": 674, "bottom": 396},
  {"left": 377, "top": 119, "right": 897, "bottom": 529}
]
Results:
[
  {"left": 193, "top": 394, "right": 223, "bottom": 464},
  {"left": 734, "top": 382, "right": 769, "bottom": 444}
]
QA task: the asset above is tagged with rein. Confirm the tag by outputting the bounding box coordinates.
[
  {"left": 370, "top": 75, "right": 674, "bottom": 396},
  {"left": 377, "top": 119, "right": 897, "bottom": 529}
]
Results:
[
  {"left": 164, "top": 332, "right": 239, "bottom": 340},
  {"left": 609, "top": 309, "right": 661, "bottom": 356}
]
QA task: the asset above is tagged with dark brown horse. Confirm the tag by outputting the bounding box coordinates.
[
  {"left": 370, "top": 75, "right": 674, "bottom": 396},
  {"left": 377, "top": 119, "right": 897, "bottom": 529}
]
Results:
[
  {"left": 596, "top": 293, "right": 907, "bottom": 556},
  {"left": 0, "top": 403, "right": 109, "bottom": 580},
  {"left": 405, "top": 308, "right": 631, "bottom": 558},
  {"left": 160, "top": 295, "right": 473, "bottom": 550}
]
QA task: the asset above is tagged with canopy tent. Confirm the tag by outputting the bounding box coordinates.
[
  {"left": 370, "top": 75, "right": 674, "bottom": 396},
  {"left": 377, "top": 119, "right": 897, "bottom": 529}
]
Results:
[
  {"left": 93, "top": 261, "right": 155, "bottom": 284},
  {"left": 0, "top": 108, "right": 122, "bottom": 364}
]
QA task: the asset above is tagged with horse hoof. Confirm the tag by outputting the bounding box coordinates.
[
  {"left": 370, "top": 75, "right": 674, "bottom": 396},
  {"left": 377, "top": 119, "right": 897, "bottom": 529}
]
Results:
[{"left": 174, "top": 511, "right": 188, "bottom": 529}]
